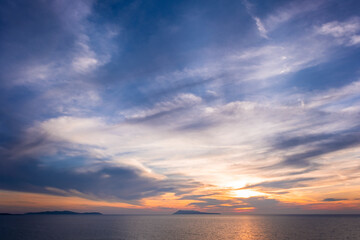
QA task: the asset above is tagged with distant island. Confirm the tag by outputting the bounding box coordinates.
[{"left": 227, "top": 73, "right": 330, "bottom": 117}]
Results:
[
  {"left": 25, "top": 211, "right": 102, "bottom": 215},
  {"left": 173, "top": 210, "right": 220, "bottom": 215},
  {"left": 1, "top": 211, "right": 102, "bottom": 215}
]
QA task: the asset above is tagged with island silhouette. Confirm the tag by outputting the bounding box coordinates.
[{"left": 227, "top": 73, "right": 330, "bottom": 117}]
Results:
[
  {"left": 173, "top": 210, "right": 220, "bottom": 215},
  {"left": 0, "top": 211, "right": 102, "bottom": 215},
  {"left": 1, "top": 210, "right": 222, "bottom": 215}
]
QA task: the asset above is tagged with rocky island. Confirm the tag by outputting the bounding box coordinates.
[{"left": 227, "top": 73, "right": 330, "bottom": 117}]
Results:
[{"left": 173, "top": 210, "right": 220, "bottom": 215}]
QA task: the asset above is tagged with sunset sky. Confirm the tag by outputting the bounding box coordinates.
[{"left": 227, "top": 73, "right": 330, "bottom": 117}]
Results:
[{"left": 1, "top": 0, "right": 360, "bottom": 214}]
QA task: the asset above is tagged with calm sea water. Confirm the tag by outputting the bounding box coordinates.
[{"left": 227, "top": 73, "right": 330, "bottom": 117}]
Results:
[{"left": 1, "top": 214, "right": 360, "bottom": 240}]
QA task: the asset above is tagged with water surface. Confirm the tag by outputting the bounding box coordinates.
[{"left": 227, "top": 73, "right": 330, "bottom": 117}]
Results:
[{"left": 1, "top": 214, "right": 360, "bottom": 240}]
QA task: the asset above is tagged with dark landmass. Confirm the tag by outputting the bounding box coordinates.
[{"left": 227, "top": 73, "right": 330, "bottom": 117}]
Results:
[
  {"left": 25, "top": 211, "right": 102, "bottom": 215},
  {"left": 173, "top": 210, "right": 220, "bottom": 215},
  {"left": 0, "top": 213, "right": 13, "bottom": 215}
]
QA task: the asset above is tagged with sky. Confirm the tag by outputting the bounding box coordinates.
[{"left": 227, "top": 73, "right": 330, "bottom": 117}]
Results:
[{"left": 1, "top": 0, "right": 360, "bottom": 214}]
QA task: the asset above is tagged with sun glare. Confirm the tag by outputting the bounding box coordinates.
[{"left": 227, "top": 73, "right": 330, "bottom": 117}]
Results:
[{"left": 232, "top": 189, "right": 265, "bottom": 198}]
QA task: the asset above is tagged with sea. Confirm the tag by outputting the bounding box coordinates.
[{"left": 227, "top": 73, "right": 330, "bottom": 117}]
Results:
[{"left": 1, "top": 214, "right": 360, "bottom": 240}]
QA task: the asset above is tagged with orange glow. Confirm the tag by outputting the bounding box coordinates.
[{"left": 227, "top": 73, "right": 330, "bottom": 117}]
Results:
[
  {"left": 141, "top": 192, "right": 199, "bottom": 209},
  {"left": 2, "top": 185, "right": 360, "bottom": 214},
  {"left": 232, "top": 189, "right": 265, "bottom": 198},
  {"left": 0, "top": 190, "right": 141, "bottom": 213},
  {"left": 234, "top": 207, "right": 255, "bottom": 212}
]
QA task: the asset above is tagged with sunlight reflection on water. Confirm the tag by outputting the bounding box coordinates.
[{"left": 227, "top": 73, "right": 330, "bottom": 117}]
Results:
[{"left": 1, "top": 215, "right": 360, "bottom": 240}]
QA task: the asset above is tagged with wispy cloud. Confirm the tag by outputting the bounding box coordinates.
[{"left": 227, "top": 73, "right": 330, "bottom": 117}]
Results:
[
  {"left": 323, "top": 198, "right": 348, "bottom": 202},
  {"left": 263, "top": 0, "right": 326, "bottom": 32},
  {"left": 317, "top": 17, "right": 360, "bottom": 46},
  {"left": 242, "top": 0, "right": 268, "bottom": 38}
]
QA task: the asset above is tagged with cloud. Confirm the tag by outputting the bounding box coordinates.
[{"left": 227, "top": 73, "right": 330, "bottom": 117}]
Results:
[
  {"left": 242, "top": 0, "right": 268, "bottom": 38},
  {"left": 0, "top": 152, "right": 199, "bottom": 202},
  {"left": 274, "top": 133, "right": 336, "bottom": 150},
  {"left": 0, "top": 112, "right": 203, "bottom": 202},
  {"left": 263, "top": 0, "right": 325, "bottom": 32},
  {"left": 323, "top": 198, "right": 348, "bottom": 202},
  {"left": 244, "top": 178, "right": 316, "bottom": 190},
  {"left": 72, "top": 57, "right": 98, "bottom": 73},
  {"left": 188, "top": 198, "right": 233, "bottom": 208},
  {"left": 124, "top": 93, "right": 202, "bottom": 123},
  {"left": 186, "top": 196, "right": 306, "bottom": 214},
  {"left": 0, "top": 0, "right": 117, "bottom": 119},
  {"left": 179, "top": 194, "right": 215, "bottom": 200},
  {"left": 317, "top": 17, "right": 360, "bottom": 46},
  {"left": 278, "top": 129, "right": 360, "bottom": 168},
  {"left": 151, "top": 39, "right": 329, "bottom": 103},
  {"left": 241, "top": 197, "right": 282, "bottom": 212},
  {"left": 253, "top": 17, "right": 268, "bottom": 38},
  {"left": 3, "top": 78, "right": 359, "bottom": 209}
]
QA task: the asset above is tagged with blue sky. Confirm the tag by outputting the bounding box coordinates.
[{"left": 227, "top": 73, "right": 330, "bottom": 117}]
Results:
[{"left": 1, "top": 0, "right": 360, "bottom": 214}]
